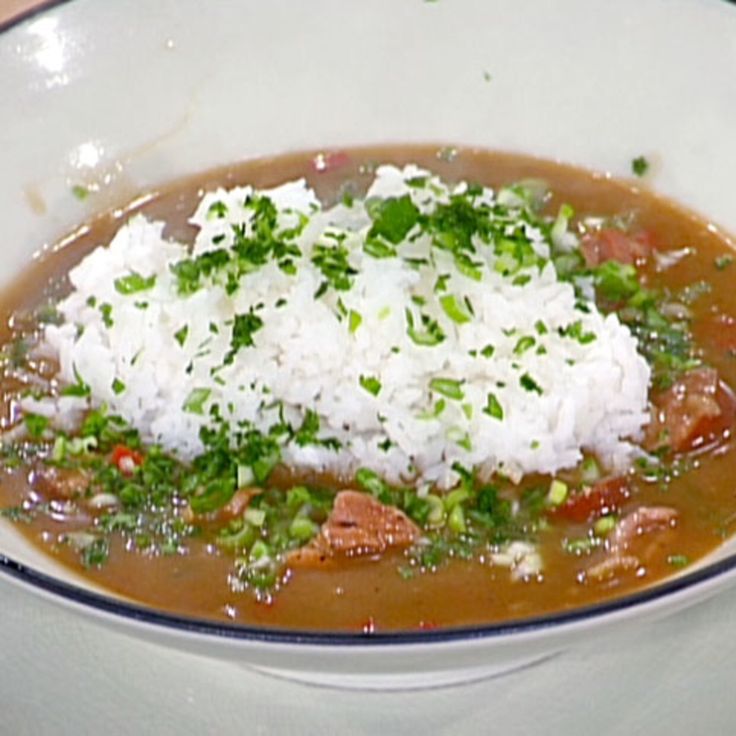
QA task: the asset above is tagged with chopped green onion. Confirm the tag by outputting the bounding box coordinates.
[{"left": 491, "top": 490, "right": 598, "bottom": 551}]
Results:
[
  {"left": 444, "top": 487, "right": 471, "bottom": 511},
  {"left": 418, "top": 399, "right": 446, "bottom": 420},
  {"left": 439, "top": 294, "right": 472, "bottom": 324},
  {"left": 289, "top": 516, "right": 318, "bottom": 542},
  {"left": 348, "top": 310, "right": 362, "bottom": 333},
  {"left": 182, "top": 387, "right": 211, "bottom": 415},
  {"left": 429, "top": 377, "right": 465, "bottom": 400},
  {"left": 547, "top": 480, "right": 568, "bottom": 506},
  {"left": 593, "top": 515, "right": 617, "bottom": 535},
  {"left": 425, "top": 494, "right": 446, "bottom": 527},
  {"left": 237, "top": 464, "right": 255, "bottom": 487},
  {"left": 406, "top": 309, "right": 446, "bottom": 347},
  {"left": 513, "top": 335, "right": 536, "bottom": 355},
  {"left": 580, "top": 457, "right": 601, "bottom": 484},
  {"left": 244, "top": 507, "right": 266, "bottom": 527},
  {"left": 667, "top": 554, "right": 690, "bottom": 568},
  {"left": 114, "top": 272, "right": 156, "bottom": 295},
  {"left": 448, "top": 504, "right": 466, "bottom": 534},
  {"left": 249, "top": 539, "right": 271, "bottom": 561}
]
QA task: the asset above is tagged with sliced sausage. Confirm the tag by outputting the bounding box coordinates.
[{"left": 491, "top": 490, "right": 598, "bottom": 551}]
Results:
[{"left": 585, "top": 505, "right": 678, "bottom": 582}]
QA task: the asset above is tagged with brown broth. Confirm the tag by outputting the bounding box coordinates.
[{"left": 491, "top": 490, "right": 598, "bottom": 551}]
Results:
[{"left": 2, "top": 145, "right": 736, "bottom": 633}]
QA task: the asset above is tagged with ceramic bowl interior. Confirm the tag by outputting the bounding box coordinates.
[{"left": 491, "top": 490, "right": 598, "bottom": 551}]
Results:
[{"left": 2, "top": 0, "right": 736, "bottom": 689}]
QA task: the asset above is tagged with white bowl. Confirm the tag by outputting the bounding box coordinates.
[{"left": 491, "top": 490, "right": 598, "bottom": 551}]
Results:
[{"left": 2, "top": 0, "right": 736, "bottom": 691}]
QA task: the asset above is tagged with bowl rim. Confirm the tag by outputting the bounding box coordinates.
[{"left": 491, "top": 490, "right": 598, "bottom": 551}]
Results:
[
  {"left": 3, "top": 548, "right": 736, "bottom": 646},
  {"left": 3, "top": 0, "right": 736, "bottom": 649}
]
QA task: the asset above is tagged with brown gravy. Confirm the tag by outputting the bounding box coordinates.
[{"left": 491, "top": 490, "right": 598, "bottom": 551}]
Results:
[{"left": 2, "top": 145, "right": 736, "bottom": 632}]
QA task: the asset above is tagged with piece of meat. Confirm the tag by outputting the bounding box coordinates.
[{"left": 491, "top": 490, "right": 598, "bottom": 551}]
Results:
[
  {"left": 286, "top": 538, "right": 335, "bottom": 567},
  {"left": 586, "top": 554, "right": 641, "bottom": 582},
  {"left": 646, "top": 368, "right": 736, "bottom": 453},
  {"left": 585, "top": 505, "right": 678, "bottom": 582},
  {"left": 30, "top": 466, "right": 90, "bottom": 500},
  {"left": 551, "top": 476, "right": 631, "bottom": 523},
  {"left": 610, "top": 506, "right": 678, "bottom": 551},
  {"left": 580, "top": 228, "right": 653, "bottom": 268},
  {"left": 218, "top": 487, "right": 261, "bottom": 521},
  {"left": 288, "top": 490, "right": 420, "bottom": 567}
]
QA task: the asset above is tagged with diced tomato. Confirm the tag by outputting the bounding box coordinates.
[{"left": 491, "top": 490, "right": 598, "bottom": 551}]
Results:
[
  {"left": 580, "top": 228, "right": 654, "bottom": 268},
  {"left": 311, "top": 150, "right": 350, "bottom": 174},
  {"left": 111, "top": 444, "right": 143, "bottom": 475},
  {"left": 646, "top": 368, "right": 736, "bottom": 453},
  {"left": 551, "top": 476, "right": 631, "bottom": 523}
]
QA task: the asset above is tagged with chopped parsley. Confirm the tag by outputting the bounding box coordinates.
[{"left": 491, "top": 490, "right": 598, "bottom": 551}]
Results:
[
  {"left": 293, "top": 410, "right": 341, "bottom": 450},
  {"left": 520, "top": 373, "right": 543, "bottom": 394},
  {"left": 558, "top": 320, "right": 596, "bottom": 344},
  {"left": 311, "top": 242, "right": 357, "bottom": 296},
  {"left": 359, "top": 375, "right": 382, "bottom": 396},
  {"left": 60, "top": 366, "right": 91, "bottom": 398},
  {"left": 174, "top": 324, "right": 189, "bottom": 347},
  {"left": 24, "top": 413, "right": 49, "bottom": 439},
  {"left": 99, "top": 303, "right": 114, "bottom": 328},
  {"left": 366, "top": 194, "right": 420, "bottom": 244},
  {"left": 206, "top": 200, "right": 228, "bottom": 219},
  {"left": 71, "top": 184, "right": 90, "bottom": 201},
  {"left": 631, "top": 156, "right": 649, "bottom": 177},
  {"left": 715, "top": 254, "right": 734, "bottom": 271},
  {"left": 224, "top": 309, "right": 264, "bottom": 365}
]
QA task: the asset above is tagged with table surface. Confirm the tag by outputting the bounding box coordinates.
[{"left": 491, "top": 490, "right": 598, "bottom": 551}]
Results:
[
  {"left": 1, "top": 573, "right": 736, "bottom": 735},
  {"left": 1, "top": 2, "right": 735, "bottom": 733}
]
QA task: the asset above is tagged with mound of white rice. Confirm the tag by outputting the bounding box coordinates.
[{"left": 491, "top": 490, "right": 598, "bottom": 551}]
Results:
[{"left": 32, "top": 165, "right": 650, "bottom": 488}]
